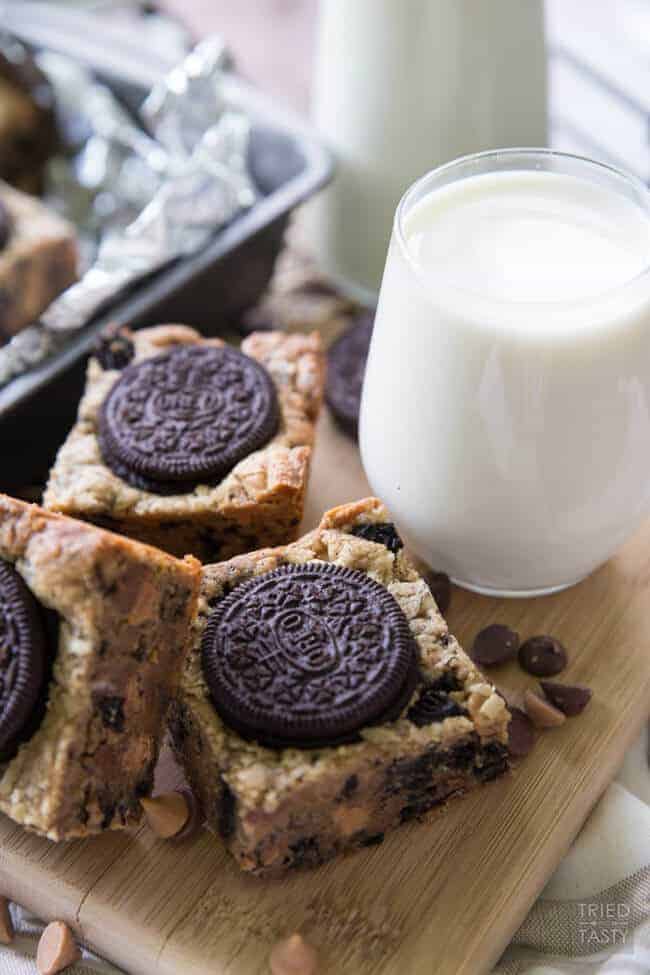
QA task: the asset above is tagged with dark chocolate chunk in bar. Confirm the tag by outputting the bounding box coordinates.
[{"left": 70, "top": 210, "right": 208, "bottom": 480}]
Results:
[
  {"left": 201, "top": 562, "right": 418, "bottom": 749},
  {"left": 350, "top": 521, "right": 403, "bottom": 553},
  {"left": 407, "top": 686, "right": 466, "bottom": 727},
  {"left": 98, "top": 344, "right": 279, "bottom": 494},
  {"left": 0, "top": 560, "right": 48, "bottom": 759},
  {"left": 94, "top": 324, "right": 135, "bottom": 371}
]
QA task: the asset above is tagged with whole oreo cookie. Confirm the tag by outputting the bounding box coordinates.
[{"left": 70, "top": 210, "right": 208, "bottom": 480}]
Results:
[
  {"left": 326, "top": 311, "right": 374, "bottom": 438},
  {"left": 201, "top": 562, "right": 419, "bottom": 749},
  {"left": 0, "top": 561, "right": 47, "bottom": 759},
  {"left": 0, "top": 199, "right": 13, "bottom": 251},
  {"left": 98, "top": 344, "right": 279, "bottom": 493}
]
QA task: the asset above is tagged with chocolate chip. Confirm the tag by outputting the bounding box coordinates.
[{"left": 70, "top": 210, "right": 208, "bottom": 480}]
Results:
[
  {"left": 424, "top": 569, "right": 451, "bottom": 615},
  {"left": 95, "top": 694, "right": 125, "bottom": 732},
  {"left": 407, "top": 687, "right": 465, "bottom": 727},
  {"left": 340, "top": 774, "right": 359, "bottom": 799},
  {"left": 350, "top": 521, "right": 403, "bottom": 553},
  {"left": 540, "top": 680, "right": 592, "bottom": 716},
  {"left": 93, "top": 324, "right": 134, "bottom": 371},
  {"left": 471, "top": 624, "right": 520, "bottom": 667},
  {"left": 507, "top": 707, "right": 536, "bottom": 757},
  {"left": 518, "top": 635, "right": 567, "bottom": 677}
]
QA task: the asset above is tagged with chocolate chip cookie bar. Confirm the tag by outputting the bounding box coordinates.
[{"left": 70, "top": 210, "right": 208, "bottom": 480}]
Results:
[
  {"left": 0, "top": 494, "right": 200, "bottom": 840},
  {"left": 0, "top": 182, "right": 77, "bottom": 340},
  {"left": 0, "top": 43, "right": 59, "bottom": 195},
  {"left": 44, "top": 324, "right": 325, "bottom": 562},
  {"left": 169, "top": 497, "right": 511, "bottom": 875}
]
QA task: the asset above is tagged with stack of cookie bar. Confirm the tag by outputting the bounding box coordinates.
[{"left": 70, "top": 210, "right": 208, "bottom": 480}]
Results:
[{"left": 0, "top": 304, "right": 509, "bottom": 871}]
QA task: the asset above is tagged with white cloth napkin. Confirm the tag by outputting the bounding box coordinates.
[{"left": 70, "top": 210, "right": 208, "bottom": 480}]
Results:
[{"left": 1, "top": 729, "right": 647, "bottom": 975}]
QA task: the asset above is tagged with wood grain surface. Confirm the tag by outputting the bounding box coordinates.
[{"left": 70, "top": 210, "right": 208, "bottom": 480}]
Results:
[{"left": 0, "top": 409, "right": 649, "bottom": 975}]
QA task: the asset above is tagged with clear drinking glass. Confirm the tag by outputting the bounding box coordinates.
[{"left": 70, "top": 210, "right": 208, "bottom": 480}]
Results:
[{"left": 359, "top": 149, "right": 650, "bottom": 596}]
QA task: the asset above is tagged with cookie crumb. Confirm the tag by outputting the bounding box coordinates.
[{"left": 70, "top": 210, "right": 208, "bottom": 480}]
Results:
[
  {"left": 36, "top": 921, "right": 81, "bottom": 975},
  {"left": 269, "top": 933, "right": 318, "bottom": 975},
  {"left": 0, "top": 896, "right": 14, "bottom": 944}
]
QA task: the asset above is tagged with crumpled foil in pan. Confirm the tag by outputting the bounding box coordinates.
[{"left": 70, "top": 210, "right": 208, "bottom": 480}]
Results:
[{"left": 0, "top": 36, "right": 256, "bottom": 387}]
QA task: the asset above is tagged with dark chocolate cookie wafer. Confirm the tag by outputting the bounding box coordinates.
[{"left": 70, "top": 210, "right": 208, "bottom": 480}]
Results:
[
  {"left": 0, "top": 560, "right": 47, "bottom": 759},
  {"left": 326, "top": 311, "right": 374, "bottom": 438},
  {"left": 98, "top": 344, "right": 279, "bottom": 494},
  {"left": 202, "top": 562, "right": 419, "bottom": 749}
]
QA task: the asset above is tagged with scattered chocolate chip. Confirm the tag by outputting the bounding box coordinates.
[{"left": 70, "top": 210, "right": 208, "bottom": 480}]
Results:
[
  {"left": 424, "top": 569, "right": 451, "bottom": 615},
  {"left": 470, "top": 624, "right": 520, "bottom": 667},
  {"left": 93, "top": 324, "right": 134, "bottom": 371},
  {"left": 407, "top": 687, "right": 465, "bottom": 727},
  {"left": 523, "top": 689, "right": 566, "bottom": 728},
  {"left": 518, "top": 635, "right": 568, "bottom": 677},
  {"left": 0, "top": 200, "right": 13, "bottom": 251},
  {"left": 350, "top": 521, "right": 403, "bottom": 553},
  {"left": 36, "top": 921, "right": 81, "bottom": 975},
  {"left": 540, "top": 680, "right": 592, "bottom": 716},
  {"left": 507, "top": 707, "right": 536, "bottom": 757}
]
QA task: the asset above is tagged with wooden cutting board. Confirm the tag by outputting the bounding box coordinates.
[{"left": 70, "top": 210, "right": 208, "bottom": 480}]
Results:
[{"left": 0, "top": 410, "right": 649, "bottom": 975}]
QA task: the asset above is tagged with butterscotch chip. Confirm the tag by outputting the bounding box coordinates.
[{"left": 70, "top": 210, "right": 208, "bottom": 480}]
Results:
[
  {"left": 141, "top": 790, "right": 192, "bottom": 839},
  {"left": 524, "top": 689, "right": 566, "bottom": 729},
  {"left": 0, "top": 896, "right": 14, "bottom": 944},
  {"left": 269, "top": 933, "right": 318, "bottom": 975},
  {"left": 37, "top": 921, "right": 81, "bottom": 975}
]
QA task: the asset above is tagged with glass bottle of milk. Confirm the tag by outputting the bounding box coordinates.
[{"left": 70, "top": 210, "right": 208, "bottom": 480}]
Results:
[{"left": 307, "top": 0, "right": 547, "bottom": 297}]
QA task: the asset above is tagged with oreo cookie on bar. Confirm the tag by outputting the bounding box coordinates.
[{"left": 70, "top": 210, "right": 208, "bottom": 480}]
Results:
[
  {"left": 326, "top": 311, "right": 374, "bottom": 438},
  {"left": 201, "top": 562, "right": 419, "bottom": 749},
  {"left": 0, "top": 560, "right": 48, "bottom": 760},
  {"left": 98, "top": 344, "right": 280, "bottom": 494}
]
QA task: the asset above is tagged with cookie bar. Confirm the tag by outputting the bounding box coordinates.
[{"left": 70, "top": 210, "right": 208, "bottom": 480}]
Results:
[
  {"left": 44, "top": 324, "right": 325, "bottom": 562},
  {"left": 0, "top": 43, "right": 59, "bottom": 195},
  {"left": 169, "top": 497, "right": 511, "bottom": 876},
  {"left": 0, "top": 181, "right": 77, "bottom": 340},
  {"left": 0, "top": 494, "right": 200, "bottom": 840}
]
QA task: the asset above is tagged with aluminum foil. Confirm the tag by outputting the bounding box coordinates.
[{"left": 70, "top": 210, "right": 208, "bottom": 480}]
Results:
[{"left": 0, "top": 34, "right": 256, "bottom": 386}]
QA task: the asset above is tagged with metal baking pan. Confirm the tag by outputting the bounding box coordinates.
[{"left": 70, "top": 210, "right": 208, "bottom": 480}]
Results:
[{"left": 0, "top": 4, "right": 332, "bottom": 487}]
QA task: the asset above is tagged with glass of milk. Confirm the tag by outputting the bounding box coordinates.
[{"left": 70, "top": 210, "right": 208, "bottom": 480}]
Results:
[{"left": 359, "top": 149, "right": 650, "bottom": 596}]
